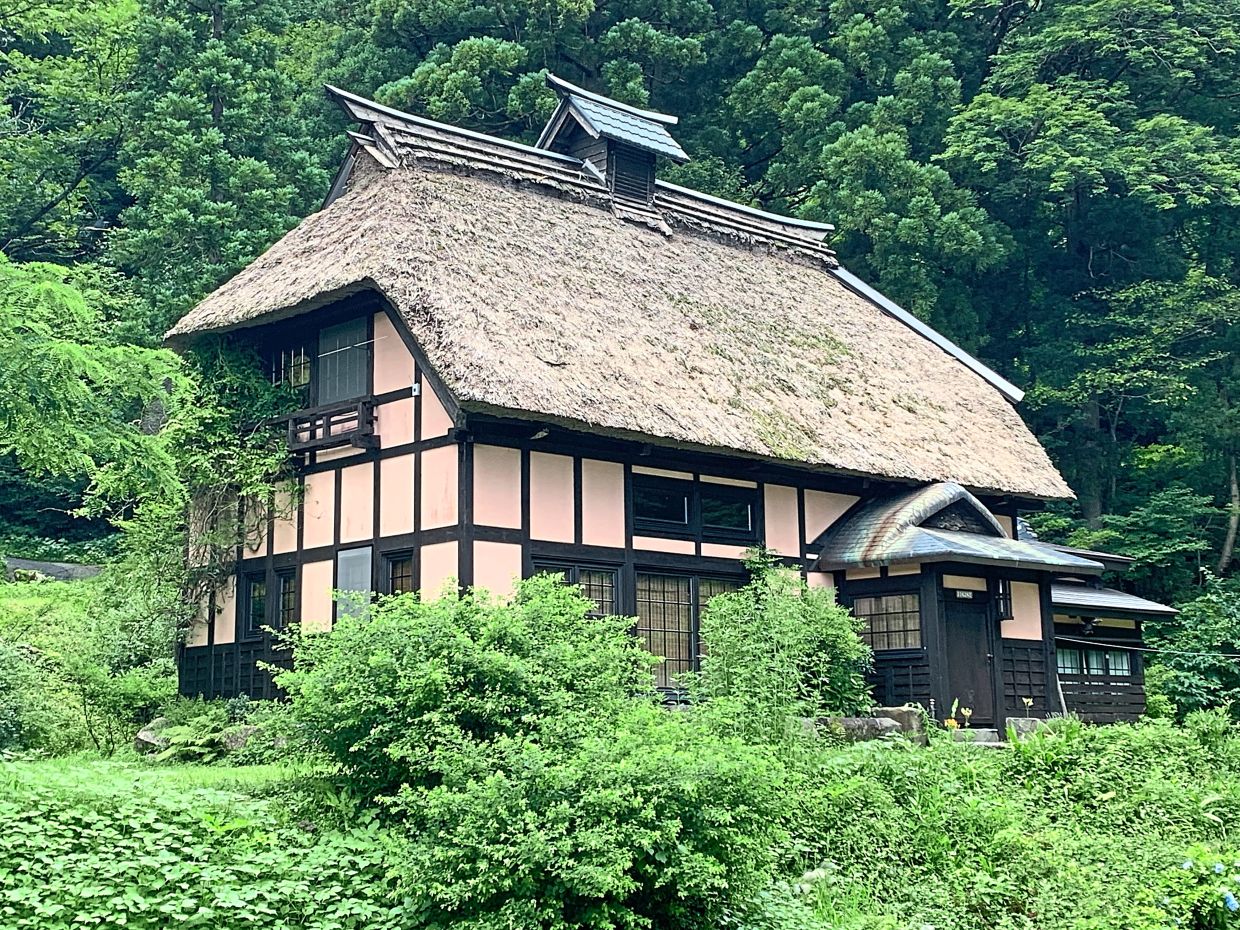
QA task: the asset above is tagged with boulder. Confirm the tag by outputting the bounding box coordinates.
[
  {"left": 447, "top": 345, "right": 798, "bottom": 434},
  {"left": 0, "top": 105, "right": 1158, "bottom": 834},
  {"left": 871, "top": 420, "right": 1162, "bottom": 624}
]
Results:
[
  {"left": 223, "top": 725, "right": 259, "bottom": 752},
  {"left": 822, "top": 716, "right": 904, "bottom": 742},
  {"left": 133, "top": 716, "right": 170, "bottom": 754},
  {"left": 1005, "top": 716, "right": 1047, "bottom": 740},
  {"left": 872, "top": 706, "right": 927, "bottom": 744}
]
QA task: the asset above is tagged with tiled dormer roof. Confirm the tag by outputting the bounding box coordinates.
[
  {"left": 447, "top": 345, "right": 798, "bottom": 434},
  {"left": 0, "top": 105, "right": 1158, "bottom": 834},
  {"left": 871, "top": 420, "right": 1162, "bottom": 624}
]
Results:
[
  {"left": 538, "top": 75, "right": 690, "bottom": 163},
  {"left": 165, "top": 85, "right": 1073, "bottom": 501}
]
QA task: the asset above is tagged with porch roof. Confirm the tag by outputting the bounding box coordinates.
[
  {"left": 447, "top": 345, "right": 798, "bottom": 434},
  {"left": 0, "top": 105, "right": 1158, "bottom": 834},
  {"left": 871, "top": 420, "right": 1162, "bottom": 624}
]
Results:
[
  {"left": 811, "top": 482, "right": 1104, "bottom": 574},
  {"left": 1051, "top": 582, "right": 1178, "bottom": 619}
]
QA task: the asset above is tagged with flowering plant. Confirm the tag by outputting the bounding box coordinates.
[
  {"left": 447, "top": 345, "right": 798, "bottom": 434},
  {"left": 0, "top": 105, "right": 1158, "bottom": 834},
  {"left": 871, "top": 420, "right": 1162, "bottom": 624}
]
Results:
[{"left": 1169, "top": 850, "right": 1240, "bottom": 928}]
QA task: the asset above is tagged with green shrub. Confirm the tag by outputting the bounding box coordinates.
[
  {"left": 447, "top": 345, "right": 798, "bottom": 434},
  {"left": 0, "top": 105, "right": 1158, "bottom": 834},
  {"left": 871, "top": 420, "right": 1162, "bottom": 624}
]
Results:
[
  {"left": 391, "top": 705, "right": 791, "bottom": 930},
  {"left": 279, "top": 576, "right": 655, "bottom": 797},
  {"left": 691, "top": 551, "right": 872, "bottom": 741}
]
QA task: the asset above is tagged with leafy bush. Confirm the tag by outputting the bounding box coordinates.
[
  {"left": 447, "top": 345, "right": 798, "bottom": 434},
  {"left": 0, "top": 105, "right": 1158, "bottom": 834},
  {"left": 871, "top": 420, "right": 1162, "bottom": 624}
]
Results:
[
  {"left": 279, "top": 576, "right": 655, "bottom": 797},
  {"left": 1145, "top": 575, "right": 1240, "bottom": 719},
  {"left": 691, "top": 552, "right": 872, "bottom": 741}
]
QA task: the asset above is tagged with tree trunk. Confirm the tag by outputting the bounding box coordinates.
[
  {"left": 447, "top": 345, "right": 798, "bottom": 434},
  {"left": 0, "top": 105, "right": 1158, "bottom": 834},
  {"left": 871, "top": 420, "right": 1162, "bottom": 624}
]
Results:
[{"left": 1219, "top": 452, "right": 1239, "bottom": 574}]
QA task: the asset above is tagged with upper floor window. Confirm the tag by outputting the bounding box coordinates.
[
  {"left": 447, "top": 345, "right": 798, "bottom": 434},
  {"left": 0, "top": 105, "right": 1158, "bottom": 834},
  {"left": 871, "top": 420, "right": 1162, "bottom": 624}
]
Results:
[
  {"left": 267, "top": 314, "right": 372, "bottom": 408},
  {"left": 318, "top": 317, "right": 370, "bottom": 403},
  {"left": 632, "top": 473, "right": 758, "bottom": 544}
]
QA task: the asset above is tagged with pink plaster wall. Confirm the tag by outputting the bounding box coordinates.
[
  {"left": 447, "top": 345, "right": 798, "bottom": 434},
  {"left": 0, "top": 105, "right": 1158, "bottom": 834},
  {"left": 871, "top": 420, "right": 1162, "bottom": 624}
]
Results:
[
  {"left": 633, "top": 535, "right": 696, "bottom": 555},
  {"left": 888, "top": 563, "right": 921, "bottom": 576},
  {"left": 339, "top": 462, "right": 374, "bottom": 543},
  {"left": 187, "top": 593, "right": 210, "bottom": 646},
  {"left": 581, "top": 459, "right": 624, "bottom": 548},
  {"left": 300, "top": 560, "right": 334, "bottom": 632},
  {"left": 473, "top": 541, "right": 523, "bottom": 597},
  {"left": 242, "top": 496, "right": 267, "bottom": 558},
  {"left": 420, "top": 541, "right": 458, "bottom": 598},
  {"left": 379, "top": 454, "right": 415, "bottom": 537},
  {"left": 377, "top": 397, "right": 415, "bottom": 447},
  {"left": 804, "top": 490, "right": 859, "bottom": 543},
  {"left": 699, "top": 475, "right": 757, "bottom": 488},
  {"left": 302, "top": 470, "right": 335, "bottom": 549},
  {"left": 1004, "top": 581, "right": 1043, "bottom": 640},
  {"left": 633, "top": 465, "right": 692, "bottom": 480},
  {"left": 272, "top": 486, "right": 298, "bottom": 554},
  {"left": 995, "top": 514, "right": 1015, "bottom": 538},
  {"left": 764, "top": 484, "right": 800, "bottom": 556},
  {"left": 316, "top": 446, "right": 364, "bottom": 464},
  {"left": 213, "top": 579, "right": 236, "bottom": 644},
  {"left": 845, "top": 567, "right": 881, "bottom": 580},
  {"left": 701, "top": 543, "right": 750, "bottom": 560},
  {"left": 942, "top": 574, "right": 987, "bottom": 591},
  {"left": 473, "top": 445, "right": 521, "bottom": 528},
  {"left": 422, "top": 384, "right": 455, "bottom": 438},
  {"left": 420, "top": 445, "right": 459, "bottom": 529},
  {"left": 372, "top": 311, "right": 414, "bottom": 394},
  {"left": 530, "top": 452, "right": 574, "bottom": 542},
  {"left": 807, "top": 572, "right": 834, "bottom": 590}
]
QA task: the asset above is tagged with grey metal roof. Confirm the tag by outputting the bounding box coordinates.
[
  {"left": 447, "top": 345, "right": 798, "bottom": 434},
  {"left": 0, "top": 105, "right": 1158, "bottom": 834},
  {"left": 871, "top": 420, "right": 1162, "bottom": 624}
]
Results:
[
  {"left": 1052, "top": 583, "right": 1178, "bottom": 618},
  {"left": 566, "top": 95, "right": 690, "bottom": 163},
  {"left": 809, "top": 482, "right": 1103, "bottom": 573}
]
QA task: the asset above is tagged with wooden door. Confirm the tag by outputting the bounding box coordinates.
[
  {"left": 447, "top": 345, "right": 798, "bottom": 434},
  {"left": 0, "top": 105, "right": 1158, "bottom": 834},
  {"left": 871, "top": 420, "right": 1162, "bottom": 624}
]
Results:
[{"left": 944, "top": 598, "right": 997, "bottom": 727}]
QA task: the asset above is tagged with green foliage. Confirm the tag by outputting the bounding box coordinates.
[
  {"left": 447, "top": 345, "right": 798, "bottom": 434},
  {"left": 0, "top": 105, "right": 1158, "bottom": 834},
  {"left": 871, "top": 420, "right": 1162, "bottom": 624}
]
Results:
[
  {"left": 1145, "top": 575, "right": 1240, "bottom": 719},
  {"left": 280, "top": 576, "right": 657, "bottom": 797},
  {"left": 0, "top": 757, "right": 410, "bottom": 930},
  {"left": 691, "top": 550, "right": 872, "bottom": 740}
]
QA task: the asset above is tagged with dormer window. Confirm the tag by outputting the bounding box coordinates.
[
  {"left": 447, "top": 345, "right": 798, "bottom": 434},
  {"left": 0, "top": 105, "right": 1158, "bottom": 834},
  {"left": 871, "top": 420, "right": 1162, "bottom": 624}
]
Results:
[{"left": 536, "top": 74, "right": 688, "bottom": 207}]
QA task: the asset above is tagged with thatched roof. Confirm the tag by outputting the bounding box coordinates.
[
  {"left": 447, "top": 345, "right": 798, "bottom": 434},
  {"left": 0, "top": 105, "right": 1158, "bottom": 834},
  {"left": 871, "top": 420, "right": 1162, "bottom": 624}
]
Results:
[{"left": 166, "top": 88, "right": 1073, "bottom": 501}]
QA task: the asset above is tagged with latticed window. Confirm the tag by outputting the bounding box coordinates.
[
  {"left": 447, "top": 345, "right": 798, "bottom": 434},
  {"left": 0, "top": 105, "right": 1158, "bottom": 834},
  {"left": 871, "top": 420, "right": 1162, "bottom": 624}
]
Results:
[
  {"left": 277, "top": 572, "right": 297, "bottom": 629},
  {"left": 271, "top": 345, "right": 311, "bottom": 393},
  {"left": 635, "top": 573, "right": 743, "bottom": 689},
  {"left": 852, "top": 593, "right": 921, "bottom": 651},
  {"left": 243, "top": 574, "right": 267, "bottom": 638},
  {"left": 387, "top": 554, "right": 414, "bottom": 595},
  {"left": 533, "top": 562, "right": 617, "bottom": 617},
  {"left": 1057, "top": 646, "right": 1133, "bottom": 677}
]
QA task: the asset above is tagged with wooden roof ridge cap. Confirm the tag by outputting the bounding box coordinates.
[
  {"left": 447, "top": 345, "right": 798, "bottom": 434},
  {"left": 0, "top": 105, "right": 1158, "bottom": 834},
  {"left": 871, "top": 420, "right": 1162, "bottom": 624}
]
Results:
[
  {"left": 325, "top": 84, "right": 584, "bottom": 168},
  {"left": 544, "top": 73, "right": 679, "bottom": 125},
  {"left": 830, "top": 266, "right": 1026, "bottom": 405},
  {"left": 657, "top": 198, "right": 838, "bottom": 260},
  {"left": 388, "top": 126, "right": 605, "bottom": 187},
  {"left": 655, "top": 180, "right": 834, "bottom": 236}
]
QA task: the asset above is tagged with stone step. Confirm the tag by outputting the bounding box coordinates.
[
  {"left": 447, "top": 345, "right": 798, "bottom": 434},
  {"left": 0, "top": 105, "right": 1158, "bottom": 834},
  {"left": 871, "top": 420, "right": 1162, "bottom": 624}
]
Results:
[{"left": 952, "top": 727, "right": 1003, "bottom": 744}]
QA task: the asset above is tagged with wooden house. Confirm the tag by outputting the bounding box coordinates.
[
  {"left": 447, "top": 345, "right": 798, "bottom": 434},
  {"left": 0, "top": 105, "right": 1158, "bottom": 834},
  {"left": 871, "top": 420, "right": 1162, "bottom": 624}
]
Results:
[{"left": 166, "top": 76, "right": 1173, "bottom": 726}]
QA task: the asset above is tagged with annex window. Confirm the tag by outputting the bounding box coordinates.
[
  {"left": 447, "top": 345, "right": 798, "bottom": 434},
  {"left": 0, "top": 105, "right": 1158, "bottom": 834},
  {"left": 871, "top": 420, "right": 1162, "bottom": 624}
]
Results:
[
  {"left": 336, "top": 546, "right": 373, "bottom": 619},
  {"left": 635, "top": 572, "right": 743, "bottom": 689},
  {"left": 243, "top": 574, "right": 267, "bottom": 638},
  {"left": 276, "top": 572, "right": 297, "bottom": 629},
  {"left": 317, "top": 317, "right": 370, "bottom": 404},
  {"left": 632, "top": 473, "right": 758, "bottom": 543},
  {"left": 533, "top": 562, "right": 618, "bottom": 617},
  {"left": 386, "top": 553, "right": 415, "bottom": 595},
  {"left": 994, "top": 579, "right": 1014, "bottom": 621},
  {"left": 852, "top": 593, "right": 921, "bottom": 651},
  {"left": 1056, "top": 646, "right": 1133, "bottom": 677}
]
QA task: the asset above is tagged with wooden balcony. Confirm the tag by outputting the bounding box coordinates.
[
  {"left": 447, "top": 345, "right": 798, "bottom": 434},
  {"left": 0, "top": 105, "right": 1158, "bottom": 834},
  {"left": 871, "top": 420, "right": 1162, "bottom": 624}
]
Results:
[{"left": 284, "top": 398, "right": 378, "bottom": 454}]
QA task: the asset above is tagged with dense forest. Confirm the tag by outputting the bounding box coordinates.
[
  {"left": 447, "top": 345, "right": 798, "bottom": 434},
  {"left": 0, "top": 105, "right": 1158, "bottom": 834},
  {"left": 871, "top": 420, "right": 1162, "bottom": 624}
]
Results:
[{"left": 3, "top": 0, "right": 1239, "bottom": 602}]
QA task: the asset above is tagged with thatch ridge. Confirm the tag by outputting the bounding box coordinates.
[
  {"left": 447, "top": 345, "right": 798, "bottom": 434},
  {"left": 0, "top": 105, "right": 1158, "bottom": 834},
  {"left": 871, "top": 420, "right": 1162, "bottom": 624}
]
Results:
[{"left": 166, "top": 153, "right": 1072, "bottom": 500}]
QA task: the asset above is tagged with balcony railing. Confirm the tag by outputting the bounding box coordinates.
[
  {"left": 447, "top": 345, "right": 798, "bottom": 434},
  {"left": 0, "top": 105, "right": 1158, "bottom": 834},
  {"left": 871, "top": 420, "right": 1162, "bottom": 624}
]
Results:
[{"left": 284, "top": 398, "right": 378, "bottom": 453}]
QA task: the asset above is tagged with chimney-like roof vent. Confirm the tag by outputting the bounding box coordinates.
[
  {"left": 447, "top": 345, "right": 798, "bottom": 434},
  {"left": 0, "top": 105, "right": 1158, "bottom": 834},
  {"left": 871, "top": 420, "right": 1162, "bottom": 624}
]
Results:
[{"left": 536, "top": 74, "right": 688, "bottom": 207}]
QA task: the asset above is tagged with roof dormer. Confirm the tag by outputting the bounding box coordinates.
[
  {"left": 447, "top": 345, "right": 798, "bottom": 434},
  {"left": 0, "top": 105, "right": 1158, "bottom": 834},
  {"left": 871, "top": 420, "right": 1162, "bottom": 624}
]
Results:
[{"left": 536, "top": 74, "right": 689, "bottom": 207}]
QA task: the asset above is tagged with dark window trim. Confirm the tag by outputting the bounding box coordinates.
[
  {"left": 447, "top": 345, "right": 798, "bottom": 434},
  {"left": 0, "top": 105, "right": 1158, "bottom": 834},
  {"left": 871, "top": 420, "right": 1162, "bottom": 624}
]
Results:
[
  {"left": 275, "top": 570, "right": 297, "bottom": 631},
  {"left": 633, "top": 568, "right": 747, "bottom": 690},
  {"left": 532, "top": 559, "right": 621, "bottom": 617},
  {"left": 631, "top": 473, "right": 759, "bottom": 545},
  {"left": 1055, "top": 644, "right": 1135, "bottom": 678},
  {"left": 845, "top": 588, "right": 923, "bottom": 653},
  {"left": 241, "top": 572, "right": 268, "bottom": 641},
  {"left": 383, "top": 549, "right": 416, "bottom": 595},
  {"left": 263, "top": 309, "right": 376, "bottom": 411}
]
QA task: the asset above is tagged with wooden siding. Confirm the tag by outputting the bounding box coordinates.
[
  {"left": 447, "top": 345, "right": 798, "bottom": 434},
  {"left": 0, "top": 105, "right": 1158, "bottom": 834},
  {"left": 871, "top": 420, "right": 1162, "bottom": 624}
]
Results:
[
  {"left": 1002, "top": 640, "right": 1049, "bottom": 717},
  {"left": 868, "top": 651, "right": 932, "bottom": 709},
  {"left": 1059, "top": 675, "right": 1145, "bottom": 723}
]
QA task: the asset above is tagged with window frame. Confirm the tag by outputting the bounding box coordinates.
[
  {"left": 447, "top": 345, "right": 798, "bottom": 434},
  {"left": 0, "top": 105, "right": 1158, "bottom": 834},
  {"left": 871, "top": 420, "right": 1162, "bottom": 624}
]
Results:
[
  {"left": 631, "top": 473, "right": 759, "bottom": 545},
  {"left": 275, "top": 570, "right": 297, "bottom": 631},
  {"left": 241, "top": 572, "right": 268, "bottom": 640},
  {"left": 849, "top": 590, "right": 923, "bottom": 653},
  {"left": 633, "top": 569, "right": 746, "bottom": 691},
  {"left": 335, "top": 545, "right": 374, "bottom": 620},
  {"left": 1056, "top": 645, "right": 1135, "bottom": 678},
  {"left": 532, "top": 561, "right": 620, "bottom": 618},
  {"left": 264, "top": 310, "right": 375, "bottom": 410},
  {"left": 383, "top": 550, "right": 416, "bottom": 596}
]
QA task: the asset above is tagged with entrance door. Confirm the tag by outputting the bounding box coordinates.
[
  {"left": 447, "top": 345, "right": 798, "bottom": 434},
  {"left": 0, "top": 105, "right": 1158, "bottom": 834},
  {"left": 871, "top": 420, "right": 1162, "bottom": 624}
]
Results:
[{"left": 944, "top": 597, "right": 997, "bottom": 727}]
